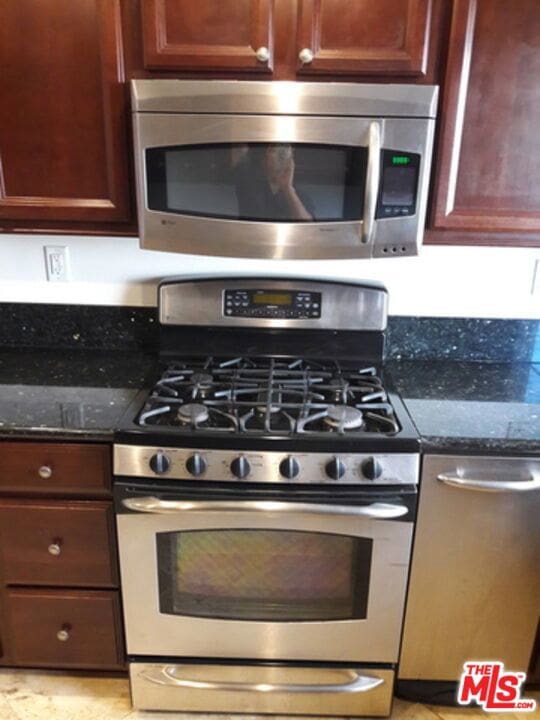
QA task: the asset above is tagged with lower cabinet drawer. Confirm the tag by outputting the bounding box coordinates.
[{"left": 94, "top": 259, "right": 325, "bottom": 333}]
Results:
[
  {"left": 5, "top": 589, "right": 124, "bottom": 669},
  {"left": 0, "top": 442, "right": 111, "bottom": 497},
  {"left": 0, "top": 500, "right": 118, "bottom": 587},
  {"left": 130, "top": 663, "right": 394, "bottom": 716}
]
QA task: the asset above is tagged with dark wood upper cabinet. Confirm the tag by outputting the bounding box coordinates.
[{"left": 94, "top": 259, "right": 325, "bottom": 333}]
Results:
[
  {"left": 296, "top": 0, "right": 433, "bottom": 78},
  {"left": 141, "top": 0, "right": 275, "bottom": 72},
  {"left": 0, "top": 0, "right": 130, "bottom": 225},
  {"left": 430, "top": 0, "right": 540, "bottom": 238}
]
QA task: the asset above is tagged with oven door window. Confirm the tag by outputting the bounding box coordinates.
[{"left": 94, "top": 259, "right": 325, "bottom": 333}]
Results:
[
  {"left": 156, "top": 529, "right": 372, "bottom": 622},
  {"left": 146, "top": 143, "right": 367, "bottom": 223}
]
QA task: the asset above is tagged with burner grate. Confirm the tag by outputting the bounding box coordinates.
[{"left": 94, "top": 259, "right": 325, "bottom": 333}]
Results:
[{"left": 137, "top": 357, "right": 400, "bottom": 436}]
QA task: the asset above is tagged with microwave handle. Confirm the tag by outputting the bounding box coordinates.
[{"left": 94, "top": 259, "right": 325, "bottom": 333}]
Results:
[
  {"left": 140, "top": 665, "right": 384, "bottom": 694},
  {"left": 122, "top": 497, "right": 408, "bottom": 519},
  {"left": 362, "top": 121, "right": 381, "bottom": 245}
]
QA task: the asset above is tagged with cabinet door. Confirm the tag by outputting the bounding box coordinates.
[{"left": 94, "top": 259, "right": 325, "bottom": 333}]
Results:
[
  {"left": 296, "top": 0, "right": 432, "bottom": 77},
  {"left": 142, "top": 0, "right": 274, "bottom": 72},
  {"left": 399, "top": 455, "right": 540, "bottom": 681},
  {"left": 431, "top": 0, "right": 540, "bottom": 237},
  {"left": 0, "top": 0, "right": 130, "bottom": 224}
]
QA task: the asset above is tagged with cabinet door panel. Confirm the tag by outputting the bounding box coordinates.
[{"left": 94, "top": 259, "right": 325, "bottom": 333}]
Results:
[
  {"left": 0, "top": 0, "right": 130, "bottom": 223},
  {"left": 142, "top": 0, "right": 274, "bottom": 72},
  {"left": 432, "top": 0, "right": 540, "bottom": 236},
  {"left": 297, "top": 0, "right": 432, "bottom": 77}
]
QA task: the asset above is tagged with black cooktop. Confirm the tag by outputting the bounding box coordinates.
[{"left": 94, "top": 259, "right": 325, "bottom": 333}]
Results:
[{"left": 115, "top": 356, "right": 419, "bottom": 453}]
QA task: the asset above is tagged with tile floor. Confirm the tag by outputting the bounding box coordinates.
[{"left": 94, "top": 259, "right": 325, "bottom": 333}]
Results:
[{"left": 0, "top": 670, "right": 537, "bottom": 720}]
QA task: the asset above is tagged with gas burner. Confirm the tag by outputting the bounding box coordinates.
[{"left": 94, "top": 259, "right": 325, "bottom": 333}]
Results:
[
  {"left": 256, "top": 403, "right": 281, "bottom": 415},
  {"left": 256, "top": 389, "right": 283, "bottom": 415},
  {"left": 177, "top": 403, "right": 209, "bottom": 425},
  {"left": 324, "top": 405, "right": 364, "bottom": 430},
  {"left": 190, "top": 372, "right": 213, "bottom": 388}
]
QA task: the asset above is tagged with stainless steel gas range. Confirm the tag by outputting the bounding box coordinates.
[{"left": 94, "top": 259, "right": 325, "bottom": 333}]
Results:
[{"left": 113, "top": 278, "right": 420, "bottom": 717}]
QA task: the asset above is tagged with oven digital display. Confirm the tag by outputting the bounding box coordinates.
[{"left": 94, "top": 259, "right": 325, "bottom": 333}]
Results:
[
  {"left": 224, "top": 289, "right": 321, "bottom": 318},
  {"left": 254, "top": 293, "right": 292, "bottom": 306}
]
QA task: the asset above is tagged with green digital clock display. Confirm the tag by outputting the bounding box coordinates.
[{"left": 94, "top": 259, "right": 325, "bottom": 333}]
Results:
[{"left": 392, "top": 155, "right": 411, "bottom": 166}]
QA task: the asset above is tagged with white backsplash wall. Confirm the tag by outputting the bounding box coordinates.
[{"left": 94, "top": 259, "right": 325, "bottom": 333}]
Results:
[{"left": 0, "top": 233, "right": 539, "bottom": 319}]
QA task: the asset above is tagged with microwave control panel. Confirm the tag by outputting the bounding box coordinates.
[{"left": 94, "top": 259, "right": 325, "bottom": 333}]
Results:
[
  {"left": 376, "top": 150, "right": 420, "bottom": 219},
  {"left": 224, "top": 289, "right": 322, "bottom": 319}
]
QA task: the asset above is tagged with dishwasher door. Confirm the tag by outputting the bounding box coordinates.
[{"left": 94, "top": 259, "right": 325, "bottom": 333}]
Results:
[{"left": 399, "top": 454, "right": 540, "bottom": 681}]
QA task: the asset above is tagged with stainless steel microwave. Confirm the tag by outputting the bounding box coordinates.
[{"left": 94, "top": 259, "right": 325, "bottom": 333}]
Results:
[{"left": 131, "top": 80, "right": 438, "bottom": 260}]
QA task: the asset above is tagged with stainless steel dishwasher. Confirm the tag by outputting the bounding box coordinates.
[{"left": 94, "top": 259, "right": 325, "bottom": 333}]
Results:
[{"left": 398, "top": 455, "right": 540, "bottom": 693}]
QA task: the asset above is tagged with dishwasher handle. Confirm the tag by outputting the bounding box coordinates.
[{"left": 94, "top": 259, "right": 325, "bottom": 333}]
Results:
[
  {"left": 122, "top": 497, "right": 409, "bottom": 519},
  {"left": 437, "top": 470, "right": 540, "bottom": 493}
]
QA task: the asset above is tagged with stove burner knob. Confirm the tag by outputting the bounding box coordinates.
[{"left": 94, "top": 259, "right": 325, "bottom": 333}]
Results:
[
  {"left": 149, "top": 451, "right": 171, "bottom": 475},
  {"left": 279, "top": 456, "right": 300, "bottom": 479},
  {"left": 186, "top": 453, "right": 207, "bottom": 477},
  {"left": 325, "top": 457, "right": 346, "bottom": 480},
  {"left": 230, "top": 456, "right": 251, "bottom": 479},
  {"left": 362, "top": 457, "right": 383, "bottom": 481}
]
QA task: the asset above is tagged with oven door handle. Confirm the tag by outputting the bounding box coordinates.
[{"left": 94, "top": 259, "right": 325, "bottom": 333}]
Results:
[
  {"left": 437, "top": 471, "right": 540, "bottom": 493},
  {"left": 362, "top": 120, "right": 381, "bottom": 245},
  {"left": 121, "top": 497, "right": 409, "bottom": 519},
  {"left": 140, "top": 665, "right": 385, "bottom": 694}
]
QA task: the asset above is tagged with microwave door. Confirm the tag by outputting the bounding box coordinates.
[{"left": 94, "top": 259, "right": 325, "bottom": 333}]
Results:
[{"left": 133, "top": 113, "right": 434, "bottom": 260}]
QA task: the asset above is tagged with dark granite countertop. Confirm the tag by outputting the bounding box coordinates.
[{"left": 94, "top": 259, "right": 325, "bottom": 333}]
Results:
[
  {"left": 388, "top": 360, "right": 540, "bottom": 454},
  {"left": 0, "top": 347, "right": 538, "bottom": 455},
  {"left": 0, "top": 348, "right": 156, "bottom": 441}
]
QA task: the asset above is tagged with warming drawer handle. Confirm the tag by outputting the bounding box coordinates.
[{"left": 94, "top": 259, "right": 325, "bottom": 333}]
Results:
[
  {"left": 140, "top": 666, "right": 385, "bottom": 694},
  {"left": 362, "top": 121, "right": 381, "bottom": 245},
  {"left": 437, "top": 471, "right": 540, "bottom": 493},
  {"left": 121, "top": 497, "right": 408, "bottom": 519}
]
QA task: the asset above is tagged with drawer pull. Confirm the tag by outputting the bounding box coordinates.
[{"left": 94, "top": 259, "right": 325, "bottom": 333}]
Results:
[
  {"left": 56, "top": 625, "right": 71, "bottom": 642},
  {"left": 38, "top": 465, "right": 53, "bottom": 479},
  {"left": 48, "top": 542, "right": 62, "bottom": 556},
  {"left": 142, "top": 665, "right": 384, "bottom": 694}
]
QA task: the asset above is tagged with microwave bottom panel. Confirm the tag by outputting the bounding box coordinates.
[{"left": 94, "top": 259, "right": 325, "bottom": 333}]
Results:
[{"left": 129, "top": 662, "right": 394, "bottom": 716}]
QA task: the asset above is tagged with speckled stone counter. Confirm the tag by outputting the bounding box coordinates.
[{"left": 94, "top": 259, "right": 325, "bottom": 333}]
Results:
[
  {"left": 0, "top": 349, "right": 156, "bottom": 440},
  {"left": 0, "top": 302, "right": 538, "bottom": 452},
  {"left": 388, "top": 360, "right": 540, "bottom": 454}
]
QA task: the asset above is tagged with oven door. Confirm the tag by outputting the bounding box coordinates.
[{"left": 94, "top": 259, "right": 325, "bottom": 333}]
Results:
[
  {"left": 115, "top": 481, "right": 415, "bottom": 663},
  {"left": 133, "top": 112, "right": 434, "bottom": 260}
]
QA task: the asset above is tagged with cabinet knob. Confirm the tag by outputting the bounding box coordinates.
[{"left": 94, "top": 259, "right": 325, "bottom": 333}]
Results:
[
  {"left": 38, "top": 465, "right": 52, "bottom": 479},
  {"left": 255, "top": 46, "right": 270, "bottom": 63},
  {"left": 48, "top": 542, "right": 62, "bottom": 556},
  {"left": 56, "top": 626, "right": 71, "bottom": 642},
  {"left": 298, "top": 47, "right": 314, "bottom": 65}
]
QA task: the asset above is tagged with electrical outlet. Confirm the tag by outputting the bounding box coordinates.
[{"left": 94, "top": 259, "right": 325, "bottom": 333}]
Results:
[
  {"left": 532, "top": 259, "right": 540, "bottom": 296},
  {"left": 44, "top": 246, "right": 70, "bottom": 282}
]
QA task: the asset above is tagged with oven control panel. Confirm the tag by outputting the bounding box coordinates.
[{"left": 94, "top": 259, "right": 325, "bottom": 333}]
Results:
[
  {"left": 223, "top": 289, "right": 322, "bottom": 319},
  {"left": 115, "top": 445, "right": 419, "bottom": 486}
]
